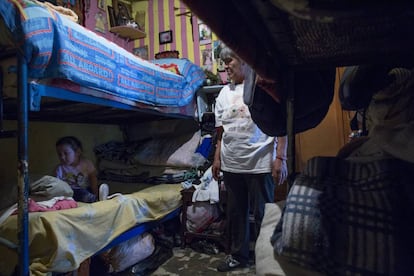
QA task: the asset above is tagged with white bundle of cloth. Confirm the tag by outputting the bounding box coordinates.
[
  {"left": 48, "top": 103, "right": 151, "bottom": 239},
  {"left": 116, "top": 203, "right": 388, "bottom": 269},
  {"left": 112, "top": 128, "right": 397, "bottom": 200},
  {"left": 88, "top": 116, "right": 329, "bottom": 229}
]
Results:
[{"left": 191, "top": 167, "right": 219, "bottom": 204}]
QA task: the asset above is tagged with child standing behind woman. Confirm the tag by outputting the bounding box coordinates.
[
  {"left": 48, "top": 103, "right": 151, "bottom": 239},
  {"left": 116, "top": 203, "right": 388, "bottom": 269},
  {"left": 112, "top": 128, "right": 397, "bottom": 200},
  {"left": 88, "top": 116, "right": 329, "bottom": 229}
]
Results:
[{"left": 54, "top": 136, "right": 108, "bottom": 203}]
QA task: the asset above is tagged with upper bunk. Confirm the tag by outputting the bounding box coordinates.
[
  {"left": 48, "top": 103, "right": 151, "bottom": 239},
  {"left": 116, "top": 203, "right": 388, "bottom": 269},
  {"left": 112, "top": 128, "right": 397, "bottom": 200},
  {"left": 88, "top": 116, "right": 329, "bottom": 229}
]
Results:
[
  {"left": 184, "top": 0, "right": 414, "bottom": 80},
  {"left": 0, "top": 0, "right": 206, "bottom": 125},
  {"left": 182, "top": 0, "right": 414, "bottom": 183},
  {"left": 183, "top": 0, "right": 414, "bottom": 129}
]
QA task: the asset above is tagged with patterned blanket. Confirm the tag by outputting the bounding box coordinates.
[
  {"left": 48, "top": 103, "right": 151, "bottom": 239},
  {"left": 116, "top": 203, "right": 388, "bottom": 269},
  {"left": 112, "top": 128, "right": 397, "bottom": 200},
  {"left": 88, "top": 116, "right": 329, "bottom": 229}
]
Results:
[
  {"left": 272, "top": 156, "right": 414, "bottom": 275},
  {"left": 0, "top": 0, "right": 205, "bottom": 107}
]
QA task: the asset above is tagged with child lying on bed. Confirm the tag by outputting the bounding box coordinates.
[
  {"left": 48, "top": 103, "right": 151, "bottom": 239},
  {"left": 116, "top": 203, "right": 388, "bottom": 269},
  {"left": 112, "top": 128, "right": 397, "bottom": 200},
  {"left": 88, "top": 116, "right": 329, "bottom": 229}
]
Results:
[{"left": 54, "top": 136, "right": 109, "bottom": 202}]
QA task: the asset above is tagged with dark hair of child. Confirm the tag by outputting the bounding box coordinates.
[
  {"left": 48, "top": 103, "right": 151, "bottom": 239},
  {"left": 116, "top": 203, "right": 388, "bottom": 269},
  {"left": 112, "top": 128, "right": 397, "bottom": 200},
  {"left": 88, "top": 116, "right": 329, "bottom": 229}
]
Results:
[{"left": 56, "top": 136, "right": 83, "bottom": 152}]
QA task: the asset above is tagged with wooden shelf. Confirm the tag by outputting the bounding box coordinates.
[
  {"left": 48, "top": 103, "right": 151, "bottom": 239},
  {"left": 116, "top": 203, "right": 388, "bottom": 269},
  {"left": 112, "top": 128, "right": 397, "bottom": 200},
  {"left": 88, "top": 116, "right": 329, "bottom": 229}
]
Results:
[{"left": 110, "top": 25, "right": 146, "bottom": 40}]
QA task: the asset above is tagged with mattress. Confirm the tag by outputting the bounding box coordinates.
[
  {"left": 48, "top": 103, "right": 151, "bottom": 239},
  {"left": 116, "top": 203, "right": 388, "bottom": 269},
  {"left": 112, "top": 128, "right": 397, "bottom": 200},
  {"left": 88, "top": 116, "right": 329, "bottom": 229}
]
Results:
[
  {"left": 0, "top": 0, "right": 205, "bottom": 107},
  {"left": 0, "top": 184, "right": 183, "bottom": 276}
]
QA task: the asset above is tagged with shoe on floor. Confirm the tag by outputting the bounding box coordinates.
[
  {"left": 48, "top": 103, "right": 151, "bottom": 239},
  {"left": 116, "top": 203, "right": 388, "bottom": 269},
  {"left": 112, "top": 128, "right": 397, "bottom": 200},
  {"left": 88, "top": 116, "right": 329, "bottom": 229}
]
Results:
[
  {"left": 99, "top": 183, "right": 109, "bottom": 201},
  {"left": 217, "top": 255, "right": 246, "bottom": 272}
]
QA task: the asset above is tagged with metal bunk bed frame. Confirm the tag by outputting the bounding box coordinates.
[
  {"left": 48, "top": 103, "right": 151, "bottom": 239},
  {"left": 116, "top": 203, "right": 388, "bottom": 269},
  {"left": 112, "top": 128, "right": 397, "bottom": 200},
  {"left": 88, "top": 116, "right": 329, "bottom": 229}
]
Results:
[{"left": 0, "top": 50, "right": 186, "bottom": 276}]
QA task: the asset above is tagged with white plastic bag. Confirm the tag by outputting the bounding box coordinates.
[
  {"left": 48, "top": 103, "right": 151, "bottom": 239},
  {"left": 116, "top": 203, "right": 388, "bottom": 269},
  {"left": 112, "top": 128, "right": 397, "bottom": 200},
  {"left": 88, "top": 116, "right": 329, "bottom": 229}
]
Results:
[{"left": 108, "top": 232, "right": 155, "bottom": 272}]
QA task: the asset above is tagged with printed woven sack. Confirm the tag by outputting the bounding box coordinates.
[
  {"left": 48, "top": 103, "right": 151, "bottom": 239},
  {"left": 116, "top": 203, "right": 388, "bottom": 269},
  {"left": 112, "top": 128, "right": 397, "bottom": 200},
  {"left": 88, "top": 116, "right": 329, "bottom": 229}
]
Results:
[{"left": 271, "top": 156, "right": 414, "bottom": 275}]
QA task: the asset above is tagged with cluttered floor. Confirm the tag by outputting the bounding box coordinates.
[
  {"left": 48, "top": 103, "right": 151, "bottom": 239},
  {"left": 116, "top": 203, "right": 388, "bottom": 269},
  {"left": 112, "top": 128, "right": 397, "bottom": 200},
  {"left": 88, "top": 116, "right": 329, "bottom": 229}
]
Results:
[
  {"left": 151, "top": 246, "right": 256, "bottom": 276},
  {"left": 88, "top": 215, "right": 256, "bottom": 276}
]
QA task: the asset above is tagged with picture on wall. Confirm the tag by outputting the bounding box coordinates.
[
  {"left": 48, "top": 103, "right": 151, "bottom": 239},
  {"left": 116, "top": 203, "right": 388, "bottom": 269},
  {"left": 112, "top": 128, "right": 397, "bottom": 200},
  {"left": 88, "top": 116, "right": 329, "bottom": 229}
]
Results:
[
  {"left": 94, "top": 11, "right": 106, "bottom": 33},
  {"left": 213, "top": 40, "right": 226, "bottom": 71},
  {"left": 133, "top": 46, "right": 149, "bottom": 60},
  {"left": 134, "top": 10, "right": 146, "bottom": 32},
  {"left": 159, "top": 30, "right": 173, "bottom": 44},
  {"left": 198, "top": 23, "right": 212, "bottom": 45},
  {"left": 98, "top": 0, "right": 106, "bottom": 10},
  {"left": 201, "top": 48, "right": 213, "bottom": 72},
  {"left": 117, "top": 1, "right": 133, "bottom": 26},
  {"left": 107, "top": 6, "right": 116, "bottom": 28}
]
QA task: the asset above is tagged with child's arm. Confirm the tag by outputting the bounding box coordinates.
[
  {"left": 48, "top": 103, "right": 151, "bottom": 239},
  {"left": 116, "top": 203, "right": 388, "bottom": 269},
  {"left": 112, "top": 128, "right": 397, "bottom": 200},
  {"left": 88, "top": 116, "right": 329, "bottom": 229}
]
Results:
[
  {"left": 89, "top": 170, "right": 99, "bottom": 197},
  {"left": 85, "top": 159, "right": 99, "bottom": 196},
  {"left": 53, "top": 165, "right": 62, "bottom": 179}
]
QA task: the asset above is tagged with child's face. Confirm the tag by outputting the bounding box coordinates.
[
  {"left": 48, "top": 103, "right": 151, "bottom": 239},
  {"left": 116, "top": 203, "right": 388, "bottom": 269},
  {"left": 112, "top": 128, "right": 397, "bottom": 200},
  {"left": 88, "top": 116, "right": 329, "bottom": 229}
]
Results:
[{"left": 56, "top": 144, "right": 80, "bottom": 166}]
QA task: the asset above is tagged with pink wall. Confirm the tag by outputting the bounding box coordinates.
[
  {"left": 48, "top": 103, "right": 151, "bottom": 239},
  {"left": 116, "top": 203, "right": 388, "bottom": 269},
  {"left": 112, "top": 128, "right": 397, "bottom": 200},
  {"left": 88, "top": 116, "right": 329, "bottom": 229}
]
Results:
[
  {"left": 81, "top": 0, "right": 226, "bottom": 83},
  {"left": 83, "top": 2, "right": 134, "bottom": 52}
]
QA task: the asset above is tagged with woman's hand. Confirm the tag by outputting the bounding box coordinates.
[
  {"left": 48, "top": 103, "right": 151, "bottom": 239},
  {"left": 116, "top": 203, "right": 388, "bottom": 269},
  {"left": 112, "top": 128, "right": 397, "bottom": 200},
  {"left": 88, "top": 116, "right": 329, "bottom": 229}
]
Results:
[
  {"left": 272, "top": 158, "right": 287, "bottom": 185},
  {"left": 212, "top": 158, "right": 221, "bottom": 181}
]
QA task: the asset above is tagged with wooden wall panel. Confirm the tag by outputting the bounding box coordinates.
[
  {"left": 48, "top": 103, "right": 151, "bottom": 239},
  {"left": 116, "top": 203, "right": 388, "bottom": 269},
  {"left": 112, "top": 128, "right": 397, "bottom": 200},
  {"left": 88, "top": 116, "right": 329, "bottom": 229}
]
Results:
[{"left": 295, "top": 68, "right": 349, "bottom": 172}]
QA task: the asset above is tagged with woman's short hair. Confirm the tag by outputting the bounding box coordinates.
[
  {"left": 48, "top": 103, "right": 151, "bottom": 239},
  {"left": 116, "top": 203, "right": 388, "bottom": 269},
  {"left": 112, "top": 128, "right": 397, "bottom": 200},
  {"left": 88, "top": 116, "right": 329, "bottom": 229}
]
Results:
[{"left": 219, "top": 46, "right": 239, "bottom": 61}]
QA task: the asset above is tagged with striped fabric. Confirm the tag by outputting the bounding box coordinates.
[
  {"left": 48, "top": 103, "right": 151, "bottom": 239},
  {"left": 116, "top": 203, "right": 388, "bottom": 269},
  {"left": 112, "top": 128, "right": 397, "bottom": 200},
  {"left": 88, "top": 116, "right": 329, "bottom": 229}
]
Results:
[{"left": 272, "top": 156, "right": 410, "bottom": 275}]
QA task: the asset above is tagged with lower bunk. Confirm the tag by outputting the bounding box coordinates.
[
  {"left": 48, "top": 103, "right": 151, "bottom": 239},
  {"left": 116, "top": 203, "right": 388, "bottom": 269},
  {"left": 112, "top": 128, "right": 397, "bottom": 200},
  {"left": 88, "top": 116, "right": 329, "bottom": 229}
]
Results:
[{"left": 0, "top": 183, "right": 183, "bottom": 276}]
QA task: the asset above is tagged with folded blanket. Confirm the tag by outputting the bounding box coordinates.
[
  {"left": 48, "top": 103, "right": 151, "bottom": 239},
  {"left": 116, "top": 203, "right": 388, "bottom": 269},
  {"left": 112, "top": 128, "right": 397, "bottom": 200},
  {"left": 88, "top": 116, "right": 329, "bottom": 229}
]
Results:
[{"left": 30, "top": 175, "right": 73, "bottom": 202}]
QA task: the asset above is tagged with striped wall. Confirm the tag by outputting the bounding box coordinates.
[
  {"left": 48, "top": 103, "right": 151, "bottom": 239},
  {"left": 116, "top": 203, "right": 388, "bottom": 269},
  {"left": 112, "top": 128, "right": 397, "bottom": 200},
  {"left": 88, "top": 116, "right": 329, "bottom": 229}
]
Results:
[
  {"left": 85, "top": 0, "right": 221, "bottom": 73},
  {"left": 132, "top": 0, "right": 217, "bottom": 68},
  {"left": 84, "top": 0, "right": 134, "bottom": 52}
]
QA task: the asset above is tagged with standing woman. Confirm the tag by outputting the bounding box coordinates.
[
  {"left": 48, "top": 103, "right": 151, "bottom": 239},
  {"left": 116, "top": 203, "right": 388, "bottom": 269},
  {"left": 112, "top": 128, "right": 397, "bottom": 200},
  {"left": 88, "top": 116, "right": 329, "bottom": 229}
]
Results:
[{"left": 212, "top": 47, "right": 288, "bottom": 272}]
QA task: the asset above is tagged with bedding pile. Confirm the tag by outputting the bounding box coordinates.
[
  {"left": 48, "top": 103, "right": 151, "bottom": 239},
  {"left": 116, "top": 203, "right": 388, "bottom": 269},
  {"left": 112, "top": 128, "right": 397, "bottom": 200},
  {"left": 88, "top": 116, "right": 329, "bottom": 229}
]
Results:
[
  {"left": 0, "top": 184, "right": 183, "bottom": 275},
  {"left": 94, "top": 119, "right": 208, "bottom": 193}
]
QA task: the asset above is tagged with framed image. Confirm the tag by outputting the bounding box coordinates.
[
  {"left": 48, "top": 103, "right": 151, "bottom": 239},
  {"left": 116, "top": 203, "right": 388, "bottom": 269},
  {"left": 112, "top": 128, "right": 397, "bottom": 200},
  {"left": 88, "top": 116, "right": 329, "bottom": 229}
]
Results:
[
  {"left": 133, "top": 46, "right": 149, "bottom": 60},
  {"left": 201, "top": 48, "right": 213, "bottom": 71},
  {"left": 94, "top": 11, "right": 106, "bottom": 33},
  {"left": 117, "top": 1, "right": 133, "bottom": 26},
  {"left": 159, "top": 30, "right": 173, "bottom": 44},
  {"left": 134, "top": 10, "right": 146, "bottom": 32},
  {"left": 198, "top": 23, "right": 212, "bottom": 45},
  {"left": 107, "top": 6, "right": 116, "bottom": 27},
  {"left": 98, "top": 0, "right": 106, "bottom": 10},
  {"left": 213, "top": 40, "right": 226, "bottom": 71}
]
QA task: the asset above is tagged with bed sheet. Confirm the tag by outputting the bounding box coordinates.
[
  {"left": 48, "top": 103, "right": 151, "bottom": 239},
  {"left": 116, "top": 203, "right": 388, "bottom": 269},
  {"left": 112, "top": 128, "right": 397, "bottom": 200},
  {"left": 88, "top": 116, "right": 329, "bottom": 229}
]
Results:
[
  {"left": 0, "top": 184, "right": 183, "bottom": 276},
  {"left": 0, "top": 0, "right": 205, "bottom": 107}
]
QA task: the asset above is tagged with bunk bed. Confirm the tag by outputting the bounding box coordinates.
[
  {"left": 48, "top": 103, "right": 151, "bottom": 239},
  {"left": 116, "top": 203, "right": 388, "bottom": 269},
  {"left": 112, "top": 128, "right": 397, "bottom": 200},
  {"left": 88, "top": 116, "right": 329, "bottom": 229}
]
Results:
[
  {"left": 182, "top": 0, "right": 414, "bottom": 275},
  {"left": 0, "top": 0, "right": 205, "bottom": 275},
  {"left": 0, "top": 0, "right": 205, "bottom": 125}
]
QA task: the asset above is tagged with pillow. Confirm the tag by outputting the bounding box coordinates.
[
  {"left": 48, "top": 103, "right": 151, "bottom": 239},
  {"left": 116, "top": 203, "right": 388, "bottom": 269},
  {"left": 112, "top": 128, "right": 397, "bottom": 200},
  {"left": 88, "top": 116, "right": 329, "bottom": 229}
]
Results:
[
  {"left": 156, "top": 63, "right": 180, "bottom": 75},
  {"left": 30, "top": 175, "right": 73, "bottom": 201},
  {"left": 131, "top": 131, "right": 201, "bottom": 168},
  {"left": 151, "top": 58, "right": 192, "bottom": 76},
  {"left": 155, "top": 50, "right": 180, "bottom": 59}
]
